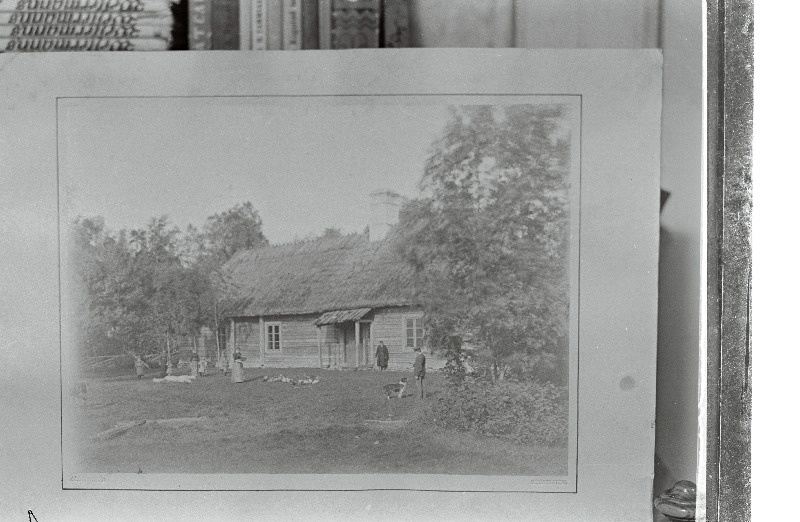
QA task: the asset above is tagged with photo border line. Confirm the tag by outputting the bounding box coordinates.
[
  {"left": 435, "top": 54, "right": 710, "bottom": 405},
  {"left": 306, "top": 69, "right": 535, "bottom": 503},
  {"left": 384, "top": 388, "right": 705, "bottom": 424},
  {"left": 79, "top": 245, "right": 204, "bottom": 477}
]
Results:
[{"left": 57, "top": 93, "right": 583, "bottom": 494}]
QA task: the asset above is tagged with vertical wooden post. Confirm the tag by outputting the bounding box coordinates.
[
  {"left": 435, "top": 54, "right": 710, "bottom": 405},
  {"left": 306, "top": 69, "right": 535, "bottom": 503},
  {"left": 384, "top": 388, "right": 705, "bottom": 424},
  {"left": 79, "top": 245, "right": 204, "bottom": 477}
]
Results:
[
  {"left": 317, "top": 326, "right": 322, "bottom": 368},
  {"left": 369, "top": 322, "right": 374, "bottom": 366},
  {"left": 259, "top": 316, "right": 265, "bottom": 366},
  {"left": 355, "top": 321, "right": 361, "bottom": 367},
  {"left": 229, "top": 319, "right": 235, "bottom": 366}
]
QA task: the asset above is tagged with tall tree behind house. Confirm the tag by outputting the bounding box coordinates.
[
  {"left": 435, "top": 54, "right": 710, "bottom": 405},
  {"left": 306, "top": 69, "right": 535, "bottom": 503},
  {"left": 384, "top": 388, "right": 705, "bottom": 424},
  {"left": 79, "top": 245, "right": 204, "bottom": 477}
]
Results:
[
  {"left": 194, "top": 201, "right": 268, "bottom": 361},
  {"left": 394, "top": 105, "right": 571, "bottom": 384}
]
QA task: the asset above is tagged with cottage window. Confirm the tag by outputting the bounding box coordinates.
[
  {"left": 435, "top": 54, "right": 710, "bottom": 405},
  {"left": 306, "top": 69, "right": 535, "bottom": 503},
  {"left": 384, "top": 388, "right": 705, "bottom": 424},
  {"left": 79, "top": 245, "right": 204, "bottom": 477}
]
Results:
[
  {"left": 266, "top": 324, "right": 281, "bottom": 350},
  {"left": 406, "top": 318, "right": 423, "bottom": 349}
]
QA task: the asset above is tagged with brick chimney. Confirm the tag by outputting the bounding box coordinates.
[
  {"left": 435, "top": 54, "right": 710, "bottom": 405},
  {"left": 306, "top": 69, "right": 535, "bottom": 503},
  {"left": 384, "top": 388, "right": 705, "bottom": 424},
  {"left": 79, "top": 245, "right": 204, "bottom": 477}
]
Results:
[{"left": 368, "top": 190, "right": 403, "bottom": 242}]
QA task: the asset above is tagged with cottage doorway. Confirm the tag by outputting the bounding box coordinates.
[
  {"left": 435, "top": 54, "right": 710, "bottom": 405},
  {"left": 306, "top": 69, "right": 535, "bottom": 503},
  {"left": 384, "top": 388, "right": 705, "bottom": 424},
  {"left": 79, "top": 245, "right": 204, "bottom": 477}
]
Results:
[{"left": 340, "top": 322, "right": 357, "bottom": 367}]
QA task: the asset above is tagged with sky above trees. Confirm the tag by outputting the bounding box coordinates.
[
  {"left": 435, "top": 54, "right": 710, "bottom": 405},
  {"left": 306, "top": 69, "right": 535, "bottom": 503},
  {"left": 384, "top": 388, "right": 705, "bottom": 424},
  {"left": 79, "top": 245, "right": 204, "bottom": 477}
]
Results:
[
  {"left": 59, "top": 98, "right": 448, "bottom": 243},
  {"left": 58, "top": 96, "right": 574, "bottom": 244}
]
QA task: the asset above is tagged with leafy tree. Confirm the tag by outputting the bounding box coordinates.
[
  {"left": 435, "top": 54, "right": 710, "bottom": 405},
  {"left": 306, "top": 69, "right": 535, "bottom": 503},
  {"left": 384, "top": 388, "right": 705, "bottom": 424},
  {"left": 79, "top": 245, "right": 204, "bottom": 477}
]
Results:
[
  {"left": 320, "top": 227, "right": 344, "bottom": 239},
  {"left": 395, "top": 105, "right": 571, "bottom": 384},
  {"left": 199, "top": 202, "right": 267, "bottom": 264},
  {"left": 68, "top": 216, "right": 128, "bottom": 359},
  {"left": 70, "top": 203, "right": 267, "bottom": 371},
  {"left": 194, "top": 202, "right": 268, "bottom": 360}
]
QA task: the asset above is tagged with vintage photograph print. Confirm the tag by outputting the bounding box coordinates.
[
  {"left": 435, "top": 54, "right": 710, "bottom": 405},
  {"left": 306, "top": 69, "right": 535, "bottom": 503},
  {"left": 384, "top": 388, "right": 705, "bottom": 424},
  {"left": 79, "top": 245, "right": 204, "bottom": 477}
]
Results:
[{"left": 59, "top": 95, "right": 580, "bottom": 491}]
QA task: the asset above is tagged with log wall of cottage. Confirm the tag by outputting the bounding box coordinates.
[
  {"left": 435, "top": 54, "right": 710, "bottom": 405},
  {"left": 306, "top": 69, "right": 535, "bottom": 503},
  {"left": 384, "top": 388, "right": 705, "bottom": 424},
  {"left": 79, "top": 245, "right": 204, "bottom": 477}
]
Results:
[
  {"left": 229, "top": 307, "right": 444, "bottom": 370},
  {"left": 371, "top": 307, "right": 431, "bottom": 370},
  {"left": 264, "top": 313, "right": 323, "bottom": 367},
  {"left": 233, "top": 319, "right": 260, "bottom": 363},
  {"left": 229, "top": 314, "right": 320, "bottom": 368}
]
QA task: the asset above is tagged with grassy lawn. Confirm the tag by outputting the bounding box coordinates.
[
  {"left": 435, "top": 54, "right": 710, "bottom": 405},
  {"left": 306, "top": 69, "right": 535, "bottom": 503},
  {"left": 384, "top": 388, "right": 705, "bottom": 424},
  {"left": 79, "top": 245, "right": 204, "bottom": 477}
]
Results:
[{"left": 67, "top": 367, "right": 567, "bottom": 476}]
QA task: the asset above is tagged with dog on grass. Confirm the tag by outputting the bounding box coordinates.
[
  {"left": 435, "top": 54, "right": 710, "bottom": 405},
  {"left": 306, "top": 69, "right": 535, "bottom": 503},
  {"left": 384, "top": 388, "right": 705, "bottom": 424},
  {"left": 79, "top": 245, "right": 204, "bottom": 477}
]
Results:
[{"left": 383, "top": 377, "right": 407, "bottom": 399}]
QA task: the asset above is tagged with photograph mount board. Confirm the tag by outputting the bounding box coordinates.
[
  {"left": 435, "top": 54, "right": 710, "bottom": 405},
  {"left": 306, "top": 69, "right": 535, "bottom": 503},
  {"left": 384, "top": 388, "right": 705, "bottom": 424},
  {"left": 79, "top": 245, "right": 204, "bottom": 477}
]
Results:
[{"left": 0, "top": 49, "right": 661, "bottom": 520}]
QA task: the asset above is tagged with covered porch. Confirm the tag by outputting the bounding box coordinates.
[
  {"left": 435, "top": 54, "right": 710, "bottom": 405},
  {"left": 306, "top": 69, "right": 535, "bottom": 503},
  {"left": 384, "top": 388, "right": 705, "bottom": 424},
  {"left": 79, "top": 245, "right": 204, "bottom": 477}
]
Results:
[{"left": 314, "top": 308, "right": 374, "bottom": 369}]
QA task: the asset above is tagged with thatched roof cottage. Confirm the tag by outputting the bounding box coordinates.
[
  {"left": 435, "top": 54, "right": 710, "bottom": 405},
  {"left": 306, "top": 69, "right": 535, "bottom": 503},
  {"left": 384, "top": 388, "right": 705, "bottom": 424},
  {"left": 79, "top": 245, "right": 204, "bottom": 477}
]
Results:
[{"left": 220, "top": 192, "right": 444, "bottom": 371}]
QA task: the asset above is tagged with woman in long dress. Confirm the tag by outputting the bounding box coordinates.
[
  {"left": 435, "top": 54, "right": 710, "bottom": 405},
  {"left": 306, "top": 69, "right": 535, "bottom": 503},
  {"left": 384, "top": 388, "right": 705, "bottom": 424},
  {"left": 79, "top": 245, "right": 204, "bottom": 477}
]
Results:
[
  {"left": 231, "top": 348, "right": 245, "bottom": 383},
  {"left": 134, "top": 355, "right": 148, "bottom": 379}
]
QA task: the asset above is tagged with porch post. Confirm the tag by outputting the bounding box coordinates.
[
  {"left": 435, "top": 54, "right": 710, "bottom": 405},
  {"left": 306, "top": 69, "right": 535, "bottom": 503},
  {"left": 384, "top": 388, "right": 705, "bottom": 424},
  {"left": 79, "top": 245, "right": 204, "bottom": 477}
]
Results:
[
  {"left": 354, "top": 321, "right": 361, "bottom": 368},
  {"left": 229, "top": 319, "right": 235, "bottom": 365},
  {"left": 259, "top": 316, "right": 265, "bottom": 366},
  {"left": 317, "top": 326, "right": 322, "bottom": 368},
  {"left": 369, "top": 322, "right": 374, "bottom": 367}
]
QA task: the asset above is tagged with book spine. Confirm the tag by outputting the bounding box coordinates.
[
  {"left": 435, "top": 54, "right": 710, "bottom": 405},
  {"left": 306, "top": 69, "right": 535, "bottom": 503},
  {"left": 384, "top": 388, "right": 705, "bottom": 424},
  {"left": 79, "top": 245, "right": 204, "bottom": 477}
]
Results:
[
  {"left": 410, "top": 0, "right": 513, "bottom": 48},
  {"left": 330, "top": 0, "right": 378, "bottom": 49},
  {"left": 381, "top": 0, "right": 408, "bottom": 48},
  {"left": 300, "top": 0, "right": 315, "bottom": 49},
  {"left": 210, "top": 0, "right": 238, "bottom": 49},
  {"left": 264, "top": 0, "right": 279, "bottom": 48},
  {"left": 3, "top": 0, "right": 174, "bottom": 12},
  {"left": 238, "top": 0, "right": 249, "bottom": 49},
  {"left": 0, "top": 10, "right": 172, "bottom": 23},
  {"left": 188, "top": 0, "right": 211, "bottom": 49},
  {"left": 251, "top": 0, "right": 264, "bottom": 48},
  {"left": 317, "top": 0, "right": 329, "bottom": 49},
  {"left": 0, "top": 23, "right": 172, "bottom": 38},
  {"left": 0, "top": 35, "right": 169, "bottom": 50},
  {"left": 281, "top": 0, "right": 298, "bottom": 50}
]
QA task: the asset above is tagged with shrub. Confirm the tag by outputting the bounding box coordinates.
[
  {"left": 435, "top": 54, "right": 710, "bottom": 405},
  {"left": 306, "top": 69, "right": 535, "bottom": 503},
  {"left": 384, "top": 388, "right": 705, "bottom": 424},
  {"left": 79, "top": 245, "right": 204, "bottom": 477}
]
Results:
[{"left": 428, "top": 380, "right": 568, "bottom": 446}]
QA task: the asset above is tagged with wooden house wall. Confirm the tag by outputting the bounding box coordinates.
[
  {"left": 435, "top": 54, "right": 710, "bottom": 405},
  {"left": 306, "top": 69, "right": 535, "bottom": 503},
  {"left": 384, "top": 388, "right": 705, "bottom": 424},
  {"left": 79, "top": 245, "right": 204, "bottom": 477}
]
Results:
[
  {"left": 231, "top": 314, "right": 321, "bottom": 368},
  {"left": 263, "top": 313, "right": 321, "bottom": 367},
  {"left": 230, "top": 307, "right": 444, "bottom": 370},
  {"left": 371, "top": 307, "right": 444, "bottom": 370},
  {"left": 233, "top": 319, "right": 260, "bottom": 364}
]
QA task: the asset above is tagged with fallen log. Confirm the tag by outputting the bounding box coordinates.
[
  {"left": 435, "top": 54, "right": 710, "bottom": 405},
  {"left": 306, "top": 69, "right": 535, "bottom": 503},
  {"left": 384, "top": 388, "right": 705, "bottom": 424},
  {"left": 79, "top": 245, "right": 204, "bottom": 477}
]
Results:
[
  {"left": 362, "top": 419, "right": 410, "bottom": 430},
  {"left": 151, "top": 416, "right": 209, "bottom": 427},
  {"left": 153, "top": 375, "right": 195, "bottom": 383},
  {"left": 95, "top": 420, "right": 147, "bottom": 441},
  {"left": 94, "top": 416, "right": 210, "bottom": 440}
]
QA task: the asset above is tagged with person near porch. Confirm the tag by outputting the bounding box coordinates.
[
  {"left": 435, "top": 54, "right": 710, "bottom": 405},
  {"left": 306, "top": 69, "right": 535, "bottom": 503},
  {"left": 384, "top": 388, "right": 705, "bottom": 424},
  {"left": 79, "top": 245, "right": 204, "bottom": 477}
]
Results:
[
  {"left": 232, "top": 348, "right": 245, "bottom": 383},
  {"left": 375, "top": 341, "right": 389, "bottom": 371},
  {"left": 413, "top": 346, "right": 426, "bottom": 399},
  {"left": 134, "top": 355, "right": 148, "bottom": 379}
]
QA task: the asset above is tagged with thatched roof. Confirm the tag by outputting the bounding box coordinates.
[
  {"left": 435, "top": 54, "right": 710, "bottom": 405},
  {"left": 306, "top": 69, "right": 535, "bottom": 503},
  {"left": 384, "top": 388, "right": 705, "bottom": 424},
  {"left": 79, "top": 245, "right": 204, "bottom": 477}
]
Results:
[{"left": 221, "top": 232, "right": 417, "bottom": 318}]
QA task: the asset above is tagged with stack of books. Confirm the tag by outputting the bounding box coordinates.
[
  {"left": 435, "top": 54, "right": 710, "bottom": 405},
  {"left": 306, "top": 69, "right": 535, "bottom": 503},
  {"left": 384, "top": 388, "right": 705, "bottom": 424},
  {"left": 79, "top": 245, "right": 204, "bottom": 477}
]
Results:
[
  {"left": 0, "top": 0, "right": 514, "bottom": 52},
  {"left": 0, "top": 0, "right": 177, "bottom": 52},
  {"left": 190, "top": 0, "right": 410, "bottom": 50}
]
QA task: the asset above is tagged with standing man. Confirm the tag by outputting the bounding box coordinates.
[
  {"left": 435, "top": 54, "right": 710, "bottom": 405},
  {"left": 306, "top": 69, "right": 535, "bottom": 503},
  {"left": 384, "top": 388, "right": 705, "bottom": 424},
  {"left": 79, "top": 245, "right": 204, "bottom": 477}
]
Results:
[
  {"left": 375, "top": 341, "right": 389, "bottom": 371},
  {"left": 413, "top": 346, "right": 426, "bottom": 399}
]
